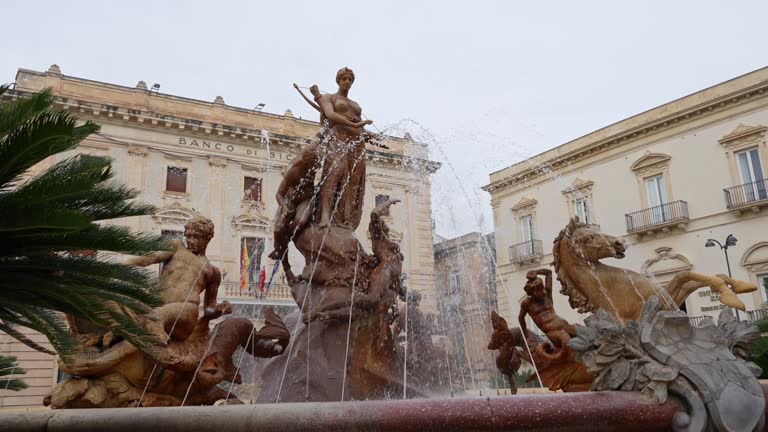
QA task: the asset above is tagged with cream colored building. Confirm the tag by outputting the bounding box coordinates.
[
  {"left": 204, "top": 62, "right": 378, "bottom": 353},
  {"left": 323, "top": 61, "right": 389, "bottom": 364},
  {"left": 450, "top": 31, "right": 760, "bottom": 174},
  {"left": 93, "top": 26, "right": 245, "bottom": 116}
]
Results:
[
  {"left": 484, "top": 67, "right": 768, "bottom": 328},
  {"left": 433, "top": 232, "right": 499, "bottom": 390},
  {"left": 0, "top": 65, "right": 439, "bottom": 408}
]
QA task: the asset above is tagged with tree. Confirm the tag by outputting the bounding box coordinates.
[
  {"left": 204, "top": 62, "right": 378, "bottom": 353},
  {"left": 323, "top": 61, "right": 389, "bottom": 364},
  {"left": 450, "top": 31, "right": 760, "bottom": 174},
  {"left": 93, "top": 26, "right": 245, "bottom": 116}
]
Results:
[{"left": 0, "top": 85, "right": 167, "bottom": 359}]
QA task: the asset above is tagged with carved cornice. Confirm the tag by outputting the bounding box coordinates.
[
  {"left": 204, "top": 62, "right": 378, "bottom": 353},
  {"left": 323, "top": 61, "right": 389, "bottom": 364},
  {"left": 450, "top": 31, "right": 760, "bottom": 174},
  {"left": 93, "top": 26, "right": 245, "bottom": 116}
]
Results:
[
  {"left": 719, "top": 123, "right": 767, "bottom": 149},
  {"left": 630, "top": 152, "right": 671, "bottom": 174},
  {"left": 741, "top": 241, "right": 768, "bottom": 272},
  {"left": 208, "top": 157, "right": 227, "bottom": 167},
  {"left": 4, "top": 88, "right": 439, "bottom": 175},
  {"left": 510, "top": 197, "right": 538, "bottom": 214},
  {"left": 152, "top": 203, "right": 198, "bottom": 226},
  {"left": 641, "top": 247, "right": 692, "bottom": 276},
  {"left": 127, "top": 145, "right": 149, "bottom": 156},
  {"left": 562, "top": 178, "right": 594, "bottom": 196},
  {"left": 231, "top": 213, "right": 271, "bottom": 232},
  {"left": 483, "top": 80, "right": 768, "bottom": 194}
]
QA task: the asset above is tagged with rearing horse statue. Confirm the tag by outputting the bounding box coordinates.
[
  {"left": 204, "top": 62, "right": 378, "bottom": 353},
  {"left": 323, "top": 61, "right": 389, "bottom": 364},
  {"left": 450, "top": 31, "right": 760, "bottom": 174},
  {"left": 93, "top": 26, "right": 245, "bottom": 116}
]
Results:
[{"left": 553, "top": 218, "right": 757, "bottom": 324}]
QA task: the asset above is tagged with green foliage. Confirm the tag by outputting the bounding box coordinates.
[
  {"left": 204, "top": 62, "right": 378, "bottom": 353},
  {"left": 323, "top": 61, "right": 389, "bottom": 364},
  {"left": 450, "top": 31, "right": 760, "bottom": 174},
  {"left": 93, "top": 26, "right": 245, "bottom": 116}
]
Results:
[
  {"left": 749, "top": 318, "right": 768, "bottom": 379},
  {"left": 0, "top": 85, "right": 168, "bottom": 358},
  {"left": 0, "top": 355, "right": 27, "bottom": 391}
]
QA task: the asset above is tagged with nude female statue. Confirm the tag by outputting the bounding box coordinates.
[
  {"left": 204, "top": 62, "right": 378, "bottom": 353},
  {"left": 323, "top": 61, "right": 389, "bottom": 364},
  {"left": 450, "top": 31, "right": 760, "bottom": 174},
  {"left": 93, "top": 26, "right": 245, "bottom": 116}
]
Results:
[{"left": 314, "top": 67, "right": 373, "bottom": 230}]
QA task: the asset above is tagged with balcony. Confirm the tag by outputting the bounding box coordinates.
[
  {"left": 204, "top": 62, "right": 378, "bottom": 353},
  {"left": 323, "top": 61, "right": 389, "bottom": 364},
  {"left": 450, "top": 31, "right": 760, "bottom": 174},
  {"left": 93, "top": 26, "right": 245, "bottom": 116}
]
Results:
[
  {"left": 508, "top": 240, "right": 543, "bottom": 264},
  {"left": 724, "top": 178, "right": 768, "bottom": 213},
  {"left": 220, "top": 281, "right": 293, "bottom": 305},
  {"left": 625, "top": 200, "right": 689, "bottom": 236}
]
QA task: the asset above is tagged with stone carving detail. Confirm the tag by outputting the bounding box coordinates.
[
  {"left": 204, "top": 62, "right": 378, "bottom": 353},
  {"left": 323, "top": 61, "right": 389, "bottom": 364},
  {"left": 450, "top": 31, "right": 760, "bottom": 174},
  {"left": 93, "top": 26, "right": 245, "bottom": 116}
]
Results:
[
  {"left": 553, "top": 218, "right": 757, "bottom": 322},
  {"left": 208, "top": 156, "right": 227, "bottom": 167},
  {"left": 641, "top": 246, "right": 693, "bottom": 276},
  {"left": 152, "top": 203, "right": 197, "bottom": 226},
  {"left": 569, "top": 296, "right": 765, "bottom": 432},
  {"left": 45, "top": 217, "right": 290, "bottom": 408},
  {"left": 127, "top": 145, "right": 149, "bottom": 157},
  {"left": 719, "top": 124, "right": 767, "bottom": 149}
]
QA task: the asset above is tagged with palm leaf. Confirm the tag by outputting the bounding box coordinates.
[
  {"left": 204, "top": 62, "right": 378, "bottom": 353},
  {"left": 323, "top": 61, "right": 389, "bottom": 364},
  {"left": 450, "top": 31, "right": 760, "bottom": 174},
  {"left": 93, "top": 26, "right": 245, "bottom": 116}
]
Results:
[
  {"left": 0, "top": 110, "right": 99, "bottom": 189},
  {"left": 0, "top": 355, "right": 27, "bottom": 391}
]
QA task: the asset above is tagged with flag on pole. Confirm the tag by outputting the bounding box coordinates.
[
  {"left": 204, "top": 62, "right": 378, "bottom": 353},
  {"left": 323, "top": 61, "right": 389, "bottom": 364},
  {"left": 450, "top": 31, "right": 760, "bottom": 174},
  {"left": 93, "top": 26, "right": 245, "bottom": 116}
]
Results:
[
  {"left": 240, "top": 241, "right": 250, "bottom": 291},
  {"left": 258, "top": 266, "right": 266, "bottom": 292},
  {"left": 264, "top": 260, "right": 281, "bottom": 293}
]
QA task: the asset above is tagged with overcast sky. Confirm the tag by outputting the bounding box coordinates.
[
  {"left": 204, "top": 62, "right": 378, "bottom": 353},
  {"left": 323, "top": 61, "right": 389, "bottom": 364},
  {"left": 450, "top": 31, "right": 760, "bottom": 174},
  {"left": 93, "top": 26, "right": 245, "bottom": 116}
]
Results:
[{"left": 4, "top": 1, "right": 767, "bottom": 237}]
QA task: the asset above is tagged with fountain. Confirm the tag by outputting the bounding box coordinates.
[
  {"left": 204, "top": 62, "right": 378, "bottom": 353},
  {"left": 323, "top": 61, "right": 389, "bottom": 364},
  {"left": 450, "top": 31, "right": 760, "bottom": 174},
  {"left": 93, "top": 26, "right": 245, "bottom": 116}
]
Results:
[{"left": 2, "top": 69, "right": 767, "bottom": 432}]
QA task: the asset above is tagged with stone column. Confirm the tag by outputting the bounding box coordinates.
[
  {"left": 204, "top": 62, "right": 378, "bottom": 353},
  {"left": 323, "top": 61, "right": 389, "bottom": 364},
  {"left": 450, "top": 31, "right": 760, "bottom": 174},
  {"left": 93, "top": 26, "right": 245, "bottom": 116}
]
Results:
[
  {"left": 126, "top": 145, "right": 149, "bottom": 231},
  {"left": 207, "top": 157, "right": 228, "bottom": 276}
]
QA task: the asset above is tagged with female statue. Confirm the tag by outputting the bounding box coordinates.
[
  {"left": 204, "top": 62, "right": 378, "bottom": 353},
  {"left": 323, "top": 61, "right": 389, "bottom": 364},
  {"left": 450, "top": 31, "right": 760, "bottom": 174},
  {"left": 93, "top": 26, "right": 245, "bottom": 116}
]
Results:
[{"left": 314, "top": 67, "right": 373, "bottom": 229}]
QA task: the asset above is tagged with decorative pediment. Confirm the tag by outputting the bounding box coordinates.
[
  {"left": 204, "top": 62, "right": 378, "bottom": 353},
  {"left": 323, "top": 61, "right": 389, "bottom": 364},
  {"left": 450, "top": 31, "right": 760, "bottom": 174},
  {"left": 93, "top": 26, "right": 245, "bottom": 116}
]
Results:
[
  {"left": 231, "top": 213, "right": 271, "bottom": 232},
  {"left": 366, "top": 228, "right": 403, "bottom": 244},
  {"left": 510, "top": 197, "right": 538, "bottom": 214},
  {"left": 719, "top": 124, "right": 767, "bottom": 148},
  {"left": 641, "top": 247, "right": 692, "bottom": 277},
  {"left": 741, "top": 242, "right": 768, "bottom": 273},
  {"left": 152, "top": 203, "right": 198, "bottom": 226},
  {"left": 630, "top": 152, "right": 671, "bottom": 174},
  {"left": 562, "top": 178, "right": 594, "bottom": 196}
]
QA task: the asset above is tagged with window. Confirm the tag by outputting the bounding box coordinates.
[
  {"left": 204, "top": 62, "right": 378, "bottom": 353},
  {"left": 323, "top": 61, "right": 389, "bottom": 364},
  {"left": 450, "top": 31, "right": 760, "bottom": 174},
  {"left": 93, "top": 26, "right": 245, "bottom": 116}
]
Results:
[
  {"left": 161, "top": 230, "right": 184, "bottom": 242},
  {"left": 244, "top": 176, "right": 263, "bottom": 202},
  {"left": 645, "top": 175, "right": 668, "bottom": 223},
  {"left": 759, "top": 274, "right": 768, "bottom": 302},
  {"left": 736, "top": 147, "right": 767, "bottom": 202},
  {"left": 450, "top": 271, "right": 461, "bottom": 293},
  {"left": 240, "top": 237, "right": 265, "bottom": 289},
  {"left": 573, "top": 197, "right": 591, "bottom": 225},
  {"left": 166, "top": 166, "right": 187, "bottom": 193},
  {"left": 520, "top": 214, "right": 535, "bottom": 256},
  {"left": 375, "top": 194, "right": 391, "bottom": 216}
]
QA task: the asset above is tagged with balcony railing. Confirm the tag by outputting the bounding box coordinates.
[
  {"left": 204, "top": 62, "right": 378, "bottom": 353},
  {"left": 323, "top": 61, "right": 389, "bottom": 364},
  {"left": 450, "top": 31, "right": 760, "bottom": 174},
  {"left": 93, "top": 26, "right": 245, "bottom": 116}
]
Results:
[
  {"left": 746, "top": 308, "right": 768, "bottom": 323},
  {"left": 724, "top": 178, "right": 768, "bottom": 210},
  {"left": 221, "top": 281, "right": 293, "bottom": 303},
  {"left": 625, "top": 200, "right": 689, "bottom": 234},
  {"left": 508, "top": 240, "right": 543, "bottom": 264},
  {"left": 688, "top": 315, "right": 714, "bottom": 327}
]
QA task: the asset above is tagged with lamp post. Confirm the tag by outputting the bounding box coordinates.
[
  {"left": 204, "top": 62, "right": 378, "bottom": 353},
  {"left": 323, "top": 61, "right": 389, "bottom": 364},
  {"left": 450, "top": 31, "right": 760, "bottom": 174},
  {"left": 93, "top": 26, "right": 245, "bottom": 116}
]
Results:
[{"left": 705, "top": 234, "right": 739, "bottom": 320}]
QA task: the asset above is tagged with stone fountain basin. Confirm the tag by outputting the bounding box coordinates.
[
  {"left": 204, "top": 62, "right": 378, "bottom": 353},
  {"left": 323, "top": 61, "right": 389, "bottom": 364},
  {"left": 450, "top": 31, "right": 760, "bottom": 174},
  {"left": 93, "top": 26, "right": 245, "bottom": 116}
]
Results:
[{"left": 4, "top": 388, "right": 755, "bottom": 432}]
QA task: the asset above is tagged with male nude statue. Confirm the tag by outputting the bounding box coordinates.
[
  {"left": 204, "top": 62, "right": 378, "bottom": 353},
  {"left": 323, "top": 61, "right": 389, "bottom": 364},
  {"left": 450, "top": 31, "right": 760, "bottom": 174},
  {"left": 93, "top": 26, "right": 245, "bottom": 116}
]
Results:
[
  {"left": 518, "top": 268, "right": 577, "bottom": 361},
  {"left": 121, "top": 216, "right": 223, "bottom": 345}
]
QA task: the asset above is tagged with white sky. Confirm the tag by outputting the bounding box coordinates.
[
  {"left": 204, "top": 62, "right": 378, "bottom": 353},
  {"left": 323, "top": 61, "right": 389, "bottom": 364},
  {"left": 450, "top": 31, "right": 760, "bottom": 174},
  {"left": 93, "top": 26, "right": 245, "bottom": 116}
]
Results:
[{"left": 4, "top": 1, "right": 767, "bottom": 237}]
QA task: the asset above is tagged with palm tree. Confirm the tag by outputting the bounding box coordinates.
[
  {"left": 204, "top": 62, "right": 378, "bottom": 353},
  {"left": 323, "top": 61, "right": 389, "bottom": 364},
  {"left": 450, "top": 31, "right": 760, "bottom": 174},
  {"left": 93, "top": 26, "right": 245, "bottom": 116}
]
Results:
[
  {"left": 0, "top": 85, "right": 167, "bottom": 360},
  {"left": 0, "top": 355, "right": 26, "bottom": 392}
]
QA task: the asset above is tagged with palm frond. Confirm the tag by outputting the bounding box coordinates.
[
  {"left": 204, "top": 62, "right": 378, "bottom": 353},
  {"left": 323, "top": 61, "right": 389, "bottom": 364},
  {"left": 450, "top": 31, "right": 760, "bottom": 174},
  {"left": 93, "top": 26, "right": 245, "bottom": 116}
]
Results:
[
  {"left": 0, "top": 88, "right": 54, "bottom": 138},
  {"left": 0, "top": 321, "right": 54, "bottom": 355},
  {"left": 0, "top": 110, "right": 99, "bottom": 188},
  {"left": 0, "top": 355, "right": 27, "bottom": 391}
]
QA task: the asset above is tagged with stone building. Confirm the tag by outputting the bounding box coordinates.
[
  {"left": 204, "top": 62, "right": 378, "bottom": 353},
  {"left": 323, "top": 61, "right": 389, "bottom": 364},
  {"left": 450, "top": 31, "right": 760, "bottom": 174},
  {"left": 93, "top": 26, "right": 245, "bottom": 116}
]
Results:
[
  {"left": 484, "top": 66, "right": 768, "bottom": 329},
  {"left": 0, "top": 65, "right": 440, "bottom": 408},
  {"left": 433, "top": 232, "right": 499, "bottom": 390}
]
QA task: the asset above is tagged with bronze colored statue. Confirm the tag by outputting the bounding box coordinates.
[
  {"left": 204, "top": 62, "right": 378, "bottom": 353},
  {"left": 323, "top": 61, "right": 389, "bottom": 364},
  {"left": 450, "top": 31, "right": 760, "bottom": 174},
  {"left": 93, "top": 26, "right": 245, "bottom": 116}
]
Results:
[
  {"left": 519, "top": 269, "right": 577, "bottom": 362},
  {"left": 46, "top": 217, "right": 290, "bottom": 408},
  {"left": 315, "top": 67, "right": 372, "bottom": 229},
  {"left": 553, "top": 217, "right": 757, "bottom": 323},
  {"left": 488, "top": 311, "right": 527, "bottom": 394}
]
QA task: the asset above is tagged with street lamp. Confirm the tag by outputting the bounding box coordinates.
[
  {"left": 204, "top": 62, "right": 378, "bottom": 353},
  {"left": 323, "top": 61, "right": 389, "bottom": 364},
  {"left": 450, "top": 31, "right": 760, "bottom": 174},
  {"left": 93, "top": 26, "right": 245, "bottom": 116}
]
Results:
[{"left": 705, "top": 234, "right": 739, "bottom": 320}]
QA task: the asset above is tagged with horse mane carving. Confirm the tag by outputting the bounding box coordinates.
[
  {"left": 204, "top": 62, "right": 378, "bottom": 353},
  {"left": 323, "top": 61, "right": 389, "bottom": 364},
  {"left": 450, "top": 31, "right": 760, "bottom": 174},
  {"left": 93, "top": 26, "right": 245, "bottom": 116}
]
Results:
[
  {"left": 552, "top": 218, "right": 595, "bottom": 314},
  {"left": 551, "top": 217, "right": 756, "bottom": 323}
]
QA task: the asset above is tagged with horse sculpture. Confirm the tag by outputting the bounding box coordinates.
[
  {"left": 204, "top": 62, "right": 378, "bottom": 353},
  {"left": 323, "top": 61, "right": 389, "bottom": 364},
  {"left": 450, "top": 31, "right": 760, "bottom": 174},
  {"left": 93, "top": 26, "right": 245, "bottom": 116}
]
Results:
[{"left": 553, "top": 218, "right": 757, "bottom": 323}]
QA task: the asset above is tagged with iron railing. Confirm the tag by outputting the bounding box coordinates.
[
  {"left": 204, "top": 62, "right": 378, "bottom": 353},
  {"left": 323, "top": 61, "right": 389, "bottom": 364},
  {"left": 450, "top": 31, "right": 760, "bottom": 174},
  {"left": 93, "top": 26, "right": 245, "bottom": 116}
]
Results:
[
  {"left": 625, "top": 200, "right": 689, "bottom": 233},
  {"left": 747, "top": 308, "right": 768, "bottom": 323},
  {"left": 221, "top": 281, "right": 292, "bottom": 302},
  {"left": 688, "top": 315, "right": 714, "bottom": 327},
  {"left": 508, "top": 240, "right": 543, "bottom": 263},
  {"left": 724, "top": 178, "right": 768, "bottom": 209}
]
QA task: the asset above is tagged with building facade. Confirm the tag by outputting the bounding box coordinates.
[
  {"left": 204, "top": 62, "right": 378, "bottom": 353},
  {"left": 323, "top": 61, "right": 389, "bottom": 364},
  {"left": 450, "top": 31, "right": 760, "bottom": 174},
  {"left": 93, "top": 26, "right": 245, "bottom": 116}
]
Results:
[
  {"left": 484, "top": 67, "right": 768, "bottom": 329},
  {"left": 433, "top": 232, "right": 499, "bottom": 390},
  {"left": 0, "top": 65, "right": 440, "bottom": 408}
]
